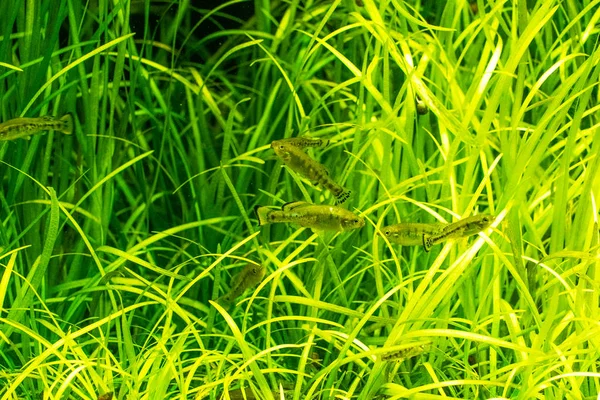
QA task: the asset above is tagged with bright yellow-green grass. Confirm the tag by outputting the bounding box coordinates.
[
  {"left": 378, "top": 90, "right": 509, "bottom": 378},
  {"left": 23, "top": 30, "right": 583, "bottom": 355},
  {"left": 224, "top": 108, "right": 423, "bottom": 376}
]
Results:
[{"left": 1, "top": 0, "right": 600, "bottom": 399}]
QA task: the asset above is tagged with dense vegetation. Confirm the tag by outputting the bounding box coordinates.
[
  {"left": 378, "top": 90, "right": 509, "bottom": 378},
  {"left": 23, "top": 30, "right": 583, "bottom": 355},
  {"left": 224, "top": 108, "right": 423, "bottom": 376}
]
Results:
[{"left": 1, "top": 0, "right": 599, "bottom": 399}]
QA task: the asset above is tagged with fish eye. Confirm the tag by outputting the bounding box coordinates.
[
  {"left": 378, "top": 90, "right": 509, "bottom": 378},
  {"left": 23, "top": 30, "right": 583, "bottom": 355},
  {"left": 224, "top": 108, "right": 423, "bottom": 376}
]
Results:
[
  {"left": 279, "top": 145, "right": 285, "bottom": 150},
  {"left": 384, "top": 230, "right": 390, "bottom": 236}
]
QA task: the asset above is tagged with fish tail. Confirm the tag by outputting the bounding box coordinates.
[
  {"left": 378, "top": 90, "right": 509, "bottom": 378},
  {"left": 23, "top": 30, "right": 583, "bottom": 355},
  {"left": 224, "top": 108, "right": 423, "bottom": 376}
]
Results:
[
  {"left": 254, "top": 206, "right": 272, "bottom": 225},
  {"left": 323, "top": 178, "right": 350, "bottom": 205},
  {"left": 59, "top": 113, "right": 74, "bottom": 135},
  {"left": 423, "top": 234, "right": 434, "bottom": 252},
  {"left": 335, "top": 189, "right": 351, "bottom": 205}
]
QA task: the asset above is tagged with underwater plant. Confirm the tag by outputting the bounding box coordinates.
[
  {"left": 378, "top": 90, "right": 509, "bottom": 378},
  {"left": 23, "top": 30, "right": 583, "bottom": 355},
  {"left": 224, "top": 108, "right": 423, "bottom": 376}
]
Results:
[{"left": 1, "top": 1, "right": 599, "bottom": 399}]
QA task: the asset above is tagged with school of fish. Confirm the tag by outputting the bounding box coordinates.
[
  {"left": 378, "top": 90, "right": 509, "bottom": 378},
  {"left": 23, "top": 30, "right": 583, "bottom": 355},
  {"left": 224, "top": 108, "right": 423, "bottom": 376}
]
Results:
[
  {"left": 381, "top": 214, "right": 493, "bottom": 251},
  {"left": 0, "top": 112, "right": 493, "bottom": 307},
  {"left": 258, "top": 135, "right": 492, "bottom": 250}
]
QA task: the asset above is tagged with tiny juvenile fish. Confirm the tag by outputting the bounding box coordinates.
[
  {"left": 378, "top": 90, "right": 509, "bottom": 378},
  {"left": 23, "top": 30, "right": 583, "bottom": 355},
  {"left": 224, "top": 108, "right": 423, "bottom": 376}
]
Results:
[
  {"left": 97, "top": 392, "right": 113, "bottom": 400},
  {"left": 423, "top": 214, "right": 494, "bottom": 252},
  {"left": 271, "top": 139, "right": 351, "bottom": 205},
  {"left": 255, "top": 201, "right": 364, "bottom": 232},
  {"left": 219, "top": 387, "right": 294, "bottom": 400},
  {"left": 380, "top": 342, "right": 431, "bottom": 362},
  {"left": 0, "top": 113, "right": 74, "bottom": 141},
  {"left": 415, "top": 95, "right": 428, "bottom": 115},
  {"left": 381, "top": 223, "right": 444, "bottom": 246},
  {"left": 218, "top": 263, "right": 266, "bottom": 306},
  {"left": 274, "top": 136, "right": 330, "bottom": 149}
]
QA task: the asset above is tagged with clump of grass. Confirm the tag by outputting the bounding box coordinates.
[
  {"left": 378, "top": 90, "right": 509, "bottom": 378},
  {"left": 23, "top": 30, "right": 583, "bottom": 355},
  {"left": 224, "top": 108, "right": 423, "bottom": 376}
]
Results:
[{"left": 1, "top": 0, "right": 600, "bottom": 399}]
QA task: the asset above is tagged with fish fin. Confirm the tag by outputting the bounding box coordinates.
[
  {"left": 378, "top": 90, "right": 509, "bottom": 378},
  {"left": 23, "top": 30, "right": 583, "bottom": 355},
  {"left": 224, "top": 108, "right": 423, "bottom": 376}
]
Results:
[
  {"left": 21, "top": 135, "right": 31, "bottom": 141},
  {"left": 321, "top": 138, "right": 330, "bottom": 147},
  {"left": 59, "top": 113, "right": 74, "bottom": 135},
  {"left": 282, "top": 201, "right": 310, "bottom": 211},
  {"left": 335, "top": 190, "right": 351, "bottom": 205},
  {"left": 254, "top": 205, "right": 272, "bottom": 225}
]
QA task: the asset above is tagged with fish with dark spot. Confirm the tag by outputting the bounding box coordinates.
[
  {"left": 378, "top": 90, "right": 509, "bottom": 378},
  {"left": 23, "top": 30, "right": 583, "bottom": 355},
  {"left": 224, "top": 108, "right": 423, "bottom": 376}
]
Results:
[
  {"left": 217, "top": 263, "right": 266, "bottom": 307},
  {"left": 271, "top": 139, "right": 350, "bottom": 204},
  {"left": 381, "top": 223, "right": 443, "bottom": 246},
  {"left": 274, "top": 136, "right": 330, "bottom": 149},
  {"left": 423, "top": 214, "right": 494, "bottom": 251},
  {"left": 255, "top": 201, "right": 364, "bottom": 232},
  {"left": 0, "top": 114, "right": 73, "bottom": 140}
]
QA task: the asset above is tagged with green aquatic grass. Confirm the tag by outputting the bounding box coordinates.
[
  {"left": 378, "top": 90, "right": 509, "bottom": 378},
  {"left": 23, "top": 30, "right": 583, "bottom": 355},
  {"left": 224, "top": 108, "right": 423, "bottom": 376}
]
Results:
[{"left": 1, "top": 0, "right": 600, "bottom": 399}]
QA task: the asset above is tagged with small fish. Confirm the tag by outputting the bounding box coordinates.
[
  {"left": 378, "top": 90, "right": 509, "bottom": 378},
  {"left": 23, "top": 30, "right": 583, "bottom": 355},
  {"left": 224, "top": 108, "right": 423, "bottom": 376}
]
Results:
[
  {"left": 381, "top": 223, "right": 444, "bottom": 246},
  {"left": 469, "top": 1, "right": 478, "bottom": 14},
  {"left": 380, "top": 343, "right": 430, "bottom": 362},
  {"left": 415, "top": 95, "right": 428, "bottom": 115},
  {"left": 274, "top": 137, "right": 330, "bottom": 149},
  {"left": 0, "top": 113, "right": 74, "bottom": 141},
  {"left": 255, "top": 201, "right": 364, "bottom": 232},
  {"left": 97, "top": 392, "right": 113, "bottom": 400},
  {"left": 423, "top": 214, "right": 494, "bottom": 252},
  {"left": 219, "top": 386, "right": 294, "bottom": 400},
  {"left": 271, "top": 139, "right": 351, "bottom": 205},
  {"left": 217, "top": 263, "right": 266, "bottom": 306},
  {"left": 221, "top": 388, "right": 258, "bottom": 400}
]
